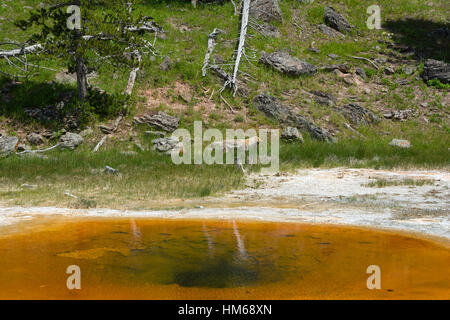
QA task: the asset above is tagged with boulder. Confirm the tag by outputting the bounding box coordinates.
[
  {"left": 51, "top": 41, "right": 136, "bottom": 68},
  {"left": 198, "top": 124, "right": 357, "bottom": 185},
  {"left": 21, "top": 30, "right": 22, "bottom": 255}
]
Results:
[
  {"left": 152, "top": 137, "right": 184, "bottom": 154},
  {"left": 389, "top": 139, "right": 411, "bottom": 149},
  {"left": 324, "top": 7, "right": 352, "bottom": 33},
  {"left": 310, "top": 91, "right": 337, "bottom": 107},
  {"left": 58, "top": 132, "right": 83, "bottom": 150},
  {"left": 281, "top": 127, "right": 304, "bottom": 142},
  {"left": 258, "top": 24, "right": 281, "bottom": 38},
  {"left": 422, "top": 59, "right": 450, "bottom": 84},
  {"left": 383, "top": 109, "right": 414, "bottom": 121},
  {"left": 384, "top": 66, "right": 395, "bottom": 75},
  {"left": 252, "top": 93, "right": 291, "bottom": 122},
  {"left": 0, "top": 134, "right": 18, "bottom": 157},
  {"left": 339, "top": 104, "right": 380, "bottom": 126},
  {"left": 317, "top": 24, "right": 345, "bottom": 39},
  {"left": 80, "top": 127, "right": 93, "bottom": 137},
  {"left": 250, "top": 0, "right": 282, "bottom": 23},
  {"left": 133, "top": 111, "right": 179, "bottom": 132},
  {"left": 26, "top": 133, "right": 45, "bottom": 145},
  {"left": 321, "top": 64, "right": 351, "bottom": 73},
  {"left": 253, "top": 93, "right": 334, "bottom": 142},
  {"left": 356, "top": 67, "right": 367, "bottom": 79},
  {"left": 260, "top": 51, "right": 317, "bottom": 76},
  {"left": 17, "top": 143, "right": 31, "bottom": 152},
  {"left": 159, "top": 56, "right": 172, "bottom": 71},
  {"left": 403, "top": 65, "right": 416, "bottom": 76}
]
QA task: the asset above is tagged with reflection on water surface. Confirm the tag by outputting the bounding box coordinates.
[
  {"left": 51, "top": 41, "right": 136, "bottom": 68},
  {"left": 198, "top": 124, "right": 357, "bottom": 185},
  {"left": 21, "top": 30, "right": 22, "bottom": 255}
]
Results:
[{"left": 0, "top": 218, "right": 448, "bottom": 299}]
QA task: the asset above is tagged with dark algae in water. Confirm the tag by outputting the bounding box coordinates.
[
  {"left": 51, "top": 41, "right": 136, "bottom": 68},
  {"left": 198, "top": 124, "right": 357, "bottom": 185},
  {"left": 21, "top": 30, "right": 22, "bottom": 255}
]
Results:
[{"left": 0, "top": 218, "right": 448, "bottom": 299}]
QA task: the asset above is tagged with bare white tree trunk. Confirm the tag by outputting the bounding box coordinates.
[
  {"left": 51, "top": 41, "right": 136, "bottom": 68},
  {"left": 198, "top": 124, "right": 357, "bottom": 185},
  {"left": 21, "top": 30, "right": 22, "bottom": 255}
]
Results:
[
  {"left": 232, "top": 0, "right": 250, "bottom": 96},
  {"left": 202, "top": 28, "right": 223, "bottom": 77}
]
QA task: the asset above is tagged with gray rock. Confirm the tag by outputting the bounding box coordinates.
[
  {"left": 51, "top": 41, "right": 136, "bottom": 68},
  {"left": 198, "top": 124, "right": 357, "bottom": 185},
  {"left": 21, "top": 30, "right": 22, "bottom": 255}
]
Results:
[
  {"left": 321, "top": 64, "right": 351, "bottom": 73},
  {"left": 308, "top": 47, "right": 320, "bottom": 53},
  {"left": 339, "top": 103, "right": 380, "bottom": 126},
  {"left": 152, "top": 137, "right": 184, "bottom": 154},
  {"left": 58, "top": 132, "right": 83, "bottom": 150},
  {"left": 258, "top": 24, "right": 281, "bottom": 38},
  {"left": 396, "top": 79, "right": 409, "bottom": 86},
  {"left": 422, "top": 59, "right": 450, "bottom": 84},
  {"left": 356, "top": 67, "right": 367, "bottom": 79},
  {"left": 133, "top": 111, "right": 179, "bottom": 132},
  {"left": 383, "top": 109, "right": 413, "bottom": 121},
  {"left": 253, "top": 93, "right": 334, "bottom": 142},
  {"left": 26, "top": 133, "right": 45, "bottom": 145},
  {"left": 250, "top": 0, "right": 282, "bottom": 22},
  {"left": 281, "top": 127, "right": 304, "bottom": 142},
  {"left": 310, "top": 91, "right": 337, "bottom": 107},
  {"left": 104, "top": 166, "right": 119, "bottom": 174},
  {"left": 317, "top": 24, "right": 345, "bottom": 39},
  {"left": 253, "top": 93, "right": 291, "bottom": 121},
  {"left": 17, "top": 143, "right": 31, "bottom": 152},
  {"left": 403, "top": 65, "right": 416, "bottom": 75},
  {"left": 80, "top": 127, "right": 93, "bottom": 137},
  {"left": 210, "top": 64, "right": 250, "bottom": 97},
  {"left": 0, "top": 135, "right": 18, "bottom": 157},
  {"left": 328, "top": 53, "right": 339, "bottom": 59},
  {"left": 389, "top": 139, "right": 411, "bottom": 148},
  {"left": 145, "top": 130, "right": 166, "bottom": 137},
  {"left": 260, "top": 51, "right": 317, "bottom": 76},
  {"left": 159, "top": 56, "right": 172, "bottom": 71},
  {"left": 324, "top": 7, "right": 352, "bottom": 33},
  {"left": 384, "top": 66, "right": 395, "bottom": 75},
  {"left": 374, "top": 57, "right": 387, "bottom": 65}
]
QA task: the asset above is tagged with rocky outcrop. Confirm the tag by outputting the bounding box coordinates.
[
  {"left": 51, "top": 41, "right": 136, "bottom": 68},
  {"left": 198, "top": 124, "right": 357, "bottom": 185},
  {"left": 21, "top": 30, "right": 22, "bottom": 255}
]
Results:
[
  {"left": 383, "top": 109, "right": 414, "bottom": 121},
  {"left": 58, "top": 133, "right": 83, "bottom": 150},
  {"left": 260, "top": 51, "right": 317, "bottom": 76},
  {"left": 134, "top": 111, "right": 179, "bottom": 132},
  {"left": 422, "top": 59, "right": 450, "bottom": 84},
  {"left": 310, "top": 91, "right": 337, "bottom": 107},
  {"left": 253, "top": 93, "right": 334, "bottom": 142},
  {"left": 321, "top": 64, "right": 351, "bottom": 73},
  {"left": 339, "top": 103, "right": 380, "bottom": 126},
  {"left": 152, "top": 137, "right": 184, "bottom": 154},
  {"left": 317, "top": 24, "right": 345, "bottom": 39},
  {"left": 257, "top": 24, "right": 281, "bottom": 38},
  {"left": 26, "top": 133, "right": 45, "bottom": 145},
  {"left": 324, "top": 7, "right": 352, "bottom": 33},
  {"left": 281, "top": 127, "right": 304, "bottom": 142},
  {"left": 0, "top": 134, "right": 18, "bottom": 157},
  {"left": 250, "top": 0, "right": 282, "bottom": 22}
]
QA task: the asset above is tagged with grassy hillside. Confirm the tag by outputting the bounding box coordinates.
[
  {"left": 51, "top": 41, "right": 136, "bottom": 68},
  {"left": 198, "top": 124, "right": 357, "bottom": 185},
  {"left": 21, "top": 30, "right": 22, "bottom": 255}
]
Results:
[{"left": 0, "top": 0, "right": 448, "bottom": 207}]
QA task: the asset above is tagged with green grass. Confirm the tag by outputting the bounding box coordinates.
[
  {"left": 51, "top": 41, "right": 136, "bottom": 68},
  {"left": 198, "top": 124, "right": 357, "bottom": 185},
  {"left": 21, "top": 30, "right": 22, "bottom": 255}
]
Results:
[{"left": 0, "top": 147, "right": 245, "bottom": 209}]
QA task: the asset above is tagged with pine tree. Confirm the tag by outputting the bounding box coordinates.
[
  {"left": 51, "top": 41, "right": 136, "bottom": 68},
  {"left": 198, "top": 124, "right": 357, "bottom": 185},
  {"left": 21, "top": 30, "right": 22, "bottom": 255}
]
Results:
[{"left": 14, "top": 0, "right": 156, "bottom": 101}]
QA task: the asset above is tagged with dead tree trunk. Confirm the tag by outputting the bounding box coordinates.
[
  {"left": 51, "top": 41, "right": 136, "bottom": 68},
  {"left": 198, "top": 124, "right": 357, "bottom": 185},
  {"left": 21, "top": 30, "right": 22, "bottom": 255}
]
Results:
[
  {"left": 232, "top": 0, "right": 250, "bottom": 96},
  {"left": 75, "top": 55, "right": 88, "bottom": 101},
  {"left": 202, "top": 28, "right": 223, "bottom": 77}
]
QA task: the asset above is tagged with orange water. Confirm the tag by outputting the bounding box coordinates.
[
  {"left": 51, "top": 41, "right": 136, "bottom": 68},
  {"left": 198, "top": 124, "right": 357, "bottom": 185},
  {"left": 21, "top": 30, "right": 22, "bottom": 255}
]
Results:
[{"left": 0, "top": 217, "right": 448, "bottom": 299}]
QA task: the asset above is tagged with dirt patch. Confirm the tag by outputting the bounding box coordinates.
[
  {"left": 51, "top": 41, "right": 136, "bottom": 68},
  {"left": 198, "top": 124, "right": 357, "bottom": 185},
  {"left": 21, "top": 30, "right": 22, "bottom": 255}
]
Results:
[{"left": 137, "top": 81, "right": 245, "bottom": 124}]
